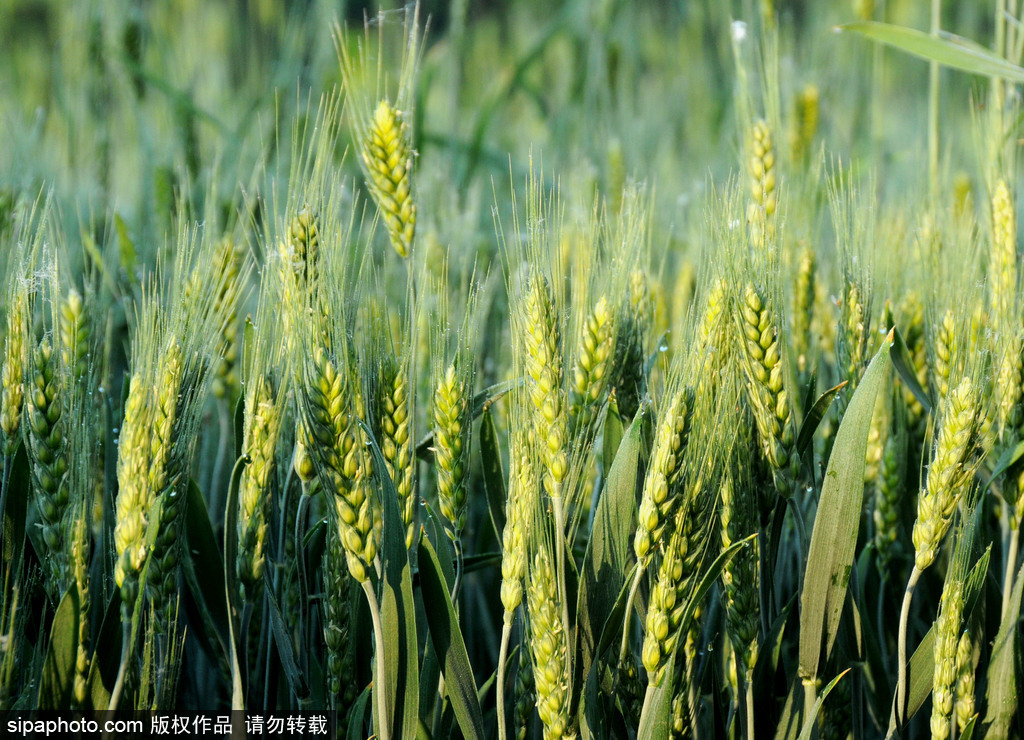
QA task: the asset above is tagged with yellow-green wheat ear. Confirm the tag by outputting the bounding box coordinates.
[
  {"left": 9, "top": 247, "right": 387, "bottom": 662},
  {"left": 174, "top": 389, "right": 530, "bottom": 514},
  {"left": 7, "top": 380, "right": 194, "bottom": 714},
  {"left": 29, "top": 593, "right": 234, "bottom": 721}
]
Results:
[
  {"left": 912, "top": 377, "right": 980, "bottom": 572},
  {"left": 26, "top": 339, "right": 70, "bottom": 589},
  {"left": 236, "top": 376, "right": 284, "bottom": 600},
  {"left": 59, "top": 288, "right": 91, "bottom": 382},
  {"left": 932, "top": 308, "right": 957, "bottom": 405},
  {"left": 790, "top": 247, "right": 815, "bottom": 376},
  {"left": 2, "top": 288, "right": 28, "bottom": 454},
  {"left": 954, "top": 629, "right": 976, "bottom": 734},
  {"left": 380, "top": 354, "right": 416, "bottom": 548},
  {"left": 363, "top": 100, "right": 416, "bottom": 259},
  {"left": 433, "top": 361, "right": 470, "bottom": 542},
  {"left": 527, "top": 547, "right": 572, "bottom": 740},
  {"left": 288, "top": 206, "right": 320, "bottom": 289},
  {"left": 790, "top": 84, "right": 819, "bottom": 163},
  {"left": 990, "top": 178, "right": 1017, "bottom": 338},
  {"left": 522, "top": 271, "right": 568, "bottom": 498},
  {"left": 748, "top": 118, "right": 777, "bottom": 249},
  {"left": 211, "top": 236, "right": 243, "bottom": 402},
  {"left": 737, "top": 283, "right": 795, "bottom": 498},
  {"left": 634, "top": 387, "right": 693, "bottom": 568},
  {"left": 931, "top": 580, "right": 966, "bottom": 740},
  {"left": 569, "top": 294, "right": 616, "bottom": 438},
  {"left": 113, "top": 373, "right": 152, "bottom": 611}
]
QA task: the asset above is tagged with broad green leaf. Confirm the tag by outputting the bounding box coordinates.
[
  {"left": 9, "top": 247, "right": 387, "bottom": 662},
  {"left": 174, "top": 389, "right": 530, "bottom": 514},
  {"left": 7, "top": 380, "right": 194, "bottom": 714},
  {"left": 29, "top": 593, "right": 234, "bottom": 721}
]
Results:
[
  {"left": 796, "top": 381, "right": 847, "bottom": 456},
  {"left": 38, "top": 584, "right": 80, "bottom": 710},
  {"left": 838, "top": 21, "right": 1024, "bottom": 82},
  {"left": 800, "top": 330, "right": 892, "bottom": 681},
  {"left": 479, "top": 407, "right": 507, "bottom": 540},
  {"left": 601, "top": 402, "right": 625, "bottom": 475},
  {"left": 418, "top": 536, "right": 485, "bottom": 740},
  {"left": 796, "top": 670, "right": 852, "bottom": 740},
  {"left": 361, "top": 420, "right": 420, "bottom": 740},
  {"left": 222, "top": 454, "right": 248, "bottom": 709},
  {"left": 576, "top": 411, "right": 642, "bottom": 712},
  {"left": 984, "top": 560, "right": 1024, "bottom": 736},
  {"left": 183, "top": 479, "right": 230, "bottom": 652},
  {"left": 890, "top": 326, "right": 931, "bottom": 415},
  {"left": 416, "top": 379, "right": 519, "bottom": 461}
]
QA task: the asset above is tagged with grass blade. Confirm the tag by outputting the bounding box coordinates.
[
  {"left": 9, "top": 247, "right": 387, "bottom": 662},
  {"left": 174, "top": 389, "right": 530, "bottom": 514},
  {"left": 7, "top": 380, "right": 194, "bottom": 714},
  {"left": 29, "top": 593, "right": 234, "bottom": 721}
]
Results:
[
  {"left": 984, "top": 560, "right": 1024, "bottom": 736},
  {"left": 838, "top": 21, "right": 1024, "bottom": 82}
]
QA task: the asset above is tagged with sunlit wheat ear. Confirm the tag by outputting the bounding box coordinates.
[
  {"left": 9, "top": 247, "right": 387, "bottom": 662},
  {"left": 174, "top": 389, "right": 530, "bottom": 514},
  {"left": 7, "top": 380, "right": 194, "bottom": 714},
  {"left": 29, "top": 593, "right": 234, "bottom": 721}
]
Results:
[
  {"left": 210, "top": 235, "right": 243, "bottom": 402},
  {"left": 931, "top": 579, "right": 965, "bottom": 740},
  {"left": 236, "top": 375, "right": 284, "bottom": 600},
  {"left": 380, "top": 353, "right": 415, "bottom": 548},
  {"left": 433, "top": 360, "right": 470, "bottom": 543},
  {"left": 954, "top": 629, "right": 975, "bottom": 734},
  {"left": 569, "top": 294, "right": 616, "bottom": 438},
  {"left": 736, "top": 283, "right": 795, "bottom": 498},
  {"left": 747, "top": 118, "right": 777, "bottom": 249},
  {"left": 522, "top": 270, "right": 568, "bottom": 500},
  {"left": 634, "top": 387, "right": 693, "bottom": 568},
  {"left": 501, "top": 435, "right": 536, "bottom": 616},
  {"left": 932, "top": 308, "right": 958, "bottom": 405},
  {"left": 790, "top": 247, "right": 815, "bottom": 375},
  {"left": 989, "top": 179, "right": 1016, "bottom": 338},
  {"left": 59, "top": 288, "right": 90, "bottom": 382},
  {"left": 642, "top": 507, "right": 700, "bottom": 685},
  {"left": 2, "top": 285, "right": 28, "bottom": 454},
  {"left": 912, "top": 377, "right": 980, "bottom": 572},
  {"left": 114, "top": 372, "right": 152, "bottom": 612},
  {"left": 362, "top": 100, "right": 416, "bottom": 259},
  {"left": 527, "top": 547, "right": 571, "bottom": 740}
]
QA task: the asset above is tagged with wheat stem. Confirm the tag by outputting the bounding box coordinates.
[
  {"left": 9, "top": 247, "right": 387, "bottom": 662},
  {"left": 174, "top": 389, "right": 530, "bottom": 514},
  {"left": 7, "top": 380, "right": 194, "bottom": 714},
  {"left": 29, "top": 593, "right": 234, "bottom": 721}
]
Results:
[
  {"left": 497, "top": 615, "right": 514, "bottom": 740},
  {"left": 362, "top": 579, "right": 390, "bottom": 740},
  {"left": 1003, "top": 526, "right": 1020, "bottom": 618},
  {"left": 893, "top": 565, "right": 923, "bottom": 736}
]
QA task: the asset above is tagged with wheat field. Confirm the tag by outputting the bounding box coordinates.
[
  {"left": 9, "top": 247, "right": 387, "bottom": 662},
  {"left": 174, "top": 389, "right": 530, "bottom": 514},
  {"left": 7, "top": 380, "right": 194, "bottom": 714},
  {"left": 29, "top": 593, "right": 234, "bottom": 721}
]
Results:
[{"left": 1, "top": 0, "right": 1023, "bottom": 738}]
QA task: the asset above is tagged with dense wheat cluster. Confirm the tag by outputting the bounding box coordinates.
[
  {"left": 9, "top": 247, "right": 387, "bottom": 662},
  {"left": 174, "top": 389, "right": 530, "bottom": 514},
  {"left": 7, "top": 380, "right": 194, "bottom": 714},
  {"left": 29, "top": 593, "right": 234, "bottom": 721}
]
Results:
[{"left": 4, "top": 1, "right": 1024, "bottom": 738}]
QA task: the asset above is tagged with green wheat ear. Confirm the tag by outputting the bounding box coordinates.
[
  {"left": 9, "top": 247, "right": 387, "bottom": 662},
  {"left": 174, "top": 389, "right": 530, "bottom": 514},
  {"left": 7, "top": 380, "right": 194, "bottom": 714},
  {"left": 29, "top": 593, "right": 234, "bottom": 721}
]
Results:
[{"left": 362, "top": 100, "right": 417, "bottom": 259}]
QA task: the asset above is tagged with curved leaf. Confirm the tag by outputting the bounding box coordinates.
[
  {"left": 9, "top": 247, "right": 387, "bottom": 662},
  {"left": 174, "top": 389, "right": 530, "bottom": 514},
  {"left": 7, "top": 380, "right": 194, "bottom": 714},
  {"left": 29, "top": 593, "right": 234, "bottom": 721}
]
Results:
[
  {"left": 418, "top": 535, "right": 485, "bottom": 740},
  {"left": 38, "top": 584, "right": 80, "bottom": 710},
  {"left": 796, "top": 381, "right": 847, "bottom": 456},
  {"left": 838, "top": 21, "right": 1024, "bottom": 82},
  {"left": 361, "top": 420, "right": 419, "bottom": 740},
  {"left": 576, "top": 411, "right": 643, "bottom": 709},
  {"left": 800, "top": 330, "right": 891, "bottom": 681},
  {"left": 796, "top": 670, "right": 852, "bottom": 740}
]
